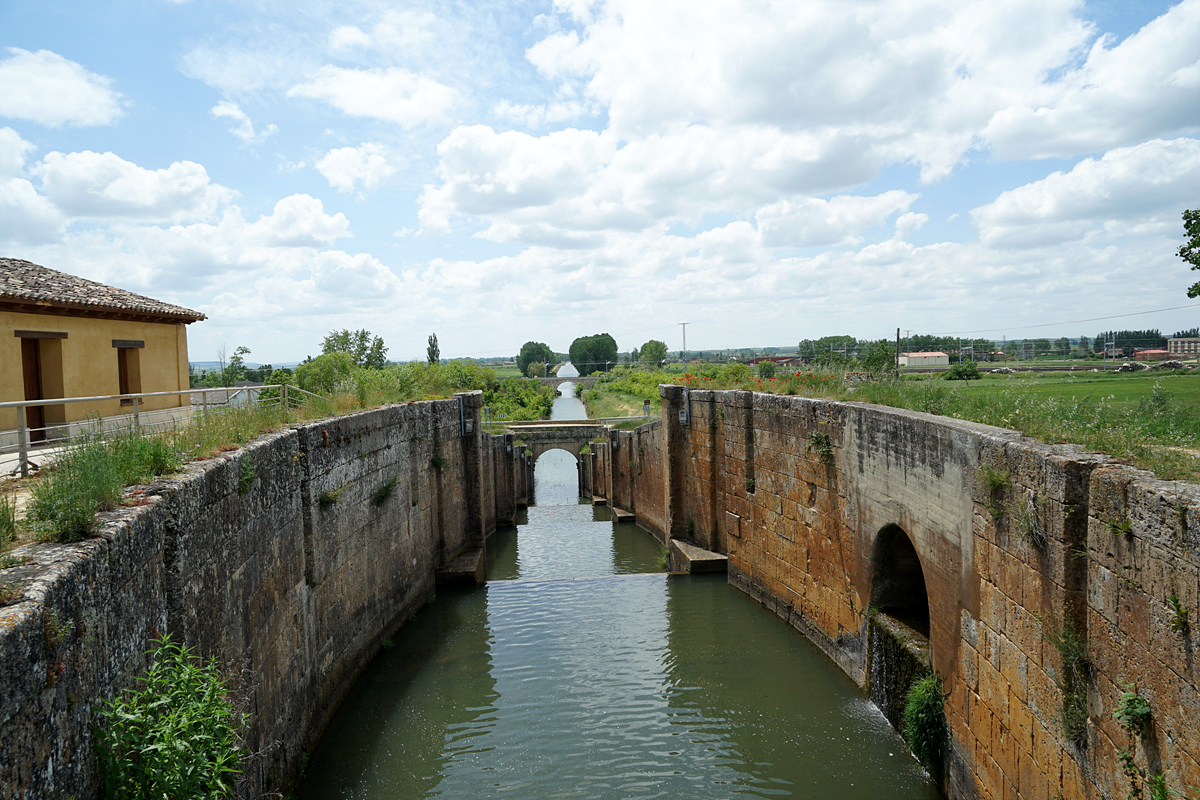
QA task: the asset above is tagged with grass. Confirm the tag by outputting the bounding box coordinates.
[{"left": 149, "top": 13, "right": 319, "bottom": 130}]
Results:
[
  {"left": 585, "top": 365, "right": 1200, "bottom": 483},
  {"left": 903, "top": 673, "right": 947, "bottom": 773}
]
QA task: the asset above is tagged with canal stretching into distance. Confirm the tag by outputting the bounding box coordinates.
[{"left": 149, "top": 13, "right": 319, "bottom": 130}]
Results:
[{"left": 298, "top": 364, "right": 941, "bottom": 800}]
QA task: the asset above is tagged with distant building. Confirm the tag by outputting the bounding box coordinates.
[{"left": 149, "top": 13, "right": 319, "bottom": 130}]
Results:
[
  {"left": 899, "top": 351, "right": 949, "bottom": 367},
  {"left": 1, "top": 258, "right": 205, "bottom": 443},
  {"left": 1134, "top": 349, "right": 1173, "bottom": 361},
  {"left": 1168, "top": 337, "right": 1200, "bottom": 356}
]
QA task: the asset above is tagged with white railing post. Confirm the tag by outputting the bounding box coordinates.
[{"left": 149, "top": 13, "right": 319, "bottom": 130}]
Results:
[
  {"left": 133, "top": 395, "right": 141, "bottom": 433},
  {"left": 17, "top": 403, "right": 28, "bottom": 477},
  {"left": 282, "top": 384, "right": 289, "bottom": 411}
]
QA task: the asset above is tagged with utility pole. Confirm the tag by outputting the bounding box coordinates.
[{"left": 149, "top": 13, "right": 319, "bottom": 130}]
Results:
[{"left": 679, "top": 322, "right": 688, "bottom": 362}]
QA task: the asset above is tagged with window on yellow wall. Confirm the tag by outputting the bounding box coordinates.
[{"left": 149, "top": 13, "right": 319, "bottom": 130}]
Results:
[{"left": 117, "top": 348, "right": 142, "bottom": 405}]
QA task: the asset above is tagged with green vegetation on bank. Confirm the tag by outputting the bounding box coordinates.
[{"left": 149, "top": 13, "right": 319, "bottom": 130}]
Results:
[
  {"left": 7, "top": 360, "right": 555, "bottom": 547},
  {"left": 584, "top": 364, "right": 1200, "bottom": 482},
  {"left": 95, "top": 636, "right": 243, "bottom": 800}
]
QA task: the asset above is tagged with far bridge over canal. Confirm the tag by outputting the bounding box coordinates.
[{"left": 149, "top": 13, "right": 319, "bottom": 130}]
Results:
[
  {"left": 537, "top": 375, "right": 601, "bottom": 392},
  {"left": 502, "top": 419, "right": 609, "bottom": 461}
]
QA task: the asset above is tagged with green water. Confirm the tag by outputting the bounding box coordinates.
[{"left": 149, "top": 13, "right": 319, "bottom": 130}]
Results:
[{"left": 298, "top": 378, "right": 940, "bottom": 800}]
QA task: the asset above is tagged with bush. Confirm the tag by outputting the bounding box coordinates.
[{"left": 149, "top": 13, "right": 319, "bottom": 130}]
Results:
[
  {"left": 903, "top": 673, "right": 947, "bottom": 772},
  {"left": 95, "top": 636, "right": 243, "bottom": 800},
  {"left": 757, "top": 360, "right": 777, "bottom": 379},
  {"left": 942, "top": 361, "right": 982, "bottom": 380}
]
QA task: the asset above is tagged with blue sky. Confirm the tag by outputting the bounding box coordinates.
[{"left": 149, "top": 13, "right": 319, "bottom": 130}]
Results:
[{"left": 1, "top": 0, "right": 1198, "bottom": 363}]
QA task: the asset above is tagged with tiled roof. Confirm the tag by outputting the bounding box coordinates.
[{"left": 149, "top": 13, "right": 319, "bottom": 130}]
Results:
[{"left": 0, "top": 258, "right": 205, "bottom": 322}]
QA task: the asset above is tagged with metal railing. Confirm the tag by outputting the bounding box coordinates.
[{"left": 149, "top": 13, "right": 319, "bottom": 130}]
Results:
[{"left": 1, "top": 384, "right": 322, "bottom": 477}]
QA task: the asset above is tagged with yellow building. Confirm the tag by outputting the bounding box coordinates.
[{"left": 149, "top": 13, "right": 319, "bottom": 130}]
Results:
[{"left": 1, "top": 258, "right": 205, "bottom": 443}]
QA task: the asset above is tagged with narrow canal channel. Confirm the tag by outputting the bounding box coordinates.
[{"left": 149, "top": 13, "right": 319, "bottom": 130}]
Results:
[{"left": 298, "top": 366, "right": 941, "bottom": 800}]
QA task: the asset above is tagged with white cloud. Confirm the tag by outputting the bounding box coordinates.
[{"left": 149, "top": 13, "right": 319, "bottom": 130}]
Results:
[
  {"left": 315, "top": 143, "right": 400, "bottom": 193},
  {"left": 210, "top": 101, "right": 277, "bottom": 143},
  {"left": 420, "top": 123, "right": 878, "bottom": 241},
  {"left": 328, "top": 10, "right": 440, "bottom": 57},
  {"left": 972, "top": 138, "right": 1200, "bottom": 247},
  {"left": 0, "top": 127, "right": 36, "bottom": 178},
  {"left": 755, "top": 191, "right": 918, "bottom": 248},
  {"left": 288, "top": 65, "right": 456, "bottom": 127},
  {"left": 0, "top": 178, "right": 64, "bottom": 245},
  {"left": 493, "top": 99, "right": 593, "bottom": 128},
  {"left": 31, "top": 150, "right": 235, "bottom": 222},
  {"left": 243, "top": 194, "right": 351, "bottom": 247},
  {"left": 0, "top": 48, "right": 123, "bottom": 127},
  {"left": 983, "top": 1, "right": 1200, "bottom": 159}
]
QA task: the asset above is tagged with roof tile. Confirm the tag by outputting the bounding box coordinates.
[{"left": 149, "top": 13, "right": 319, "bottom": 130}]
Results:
[{"left": 0, "top": 258, "right": 205, "bottom": 322}]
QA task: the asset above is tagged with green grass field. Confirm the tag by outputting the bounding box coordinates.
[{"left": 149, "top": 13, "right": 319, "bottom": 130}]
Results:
[
  {"left": 492, "top": 365, "right": 524, "bottom": 378},
  {"left": 953, "top": 370, "right": 1200, "bottom": 409}
]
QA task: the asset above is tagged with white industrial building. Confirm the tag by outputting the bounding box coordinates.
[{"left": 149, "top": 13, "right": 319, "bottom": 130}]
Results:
[{"left": 899, "top": 351, "right": 950, "bottom": 367}]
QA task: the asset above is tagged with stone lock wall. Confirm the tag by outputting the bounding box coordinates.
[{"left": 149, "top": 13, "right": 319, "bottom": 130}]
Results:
[
  {"left": 636, "top": 385, "right": 1200, "bottom": 800},
  {"left": 0, "top": 392, "right": 524, "bottom": 800}
]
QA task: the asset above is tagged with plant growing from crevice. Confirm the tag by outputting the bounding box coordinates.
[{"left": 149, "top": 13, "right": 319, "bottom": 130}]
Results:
[
  {"left": 805, "top": 430, "right": 834, "bottom": 465},
  {"left": 237, "top": 455, "right": 257, "bottom": 496},
  {"left": 0, "top": 492, "right": 16, "bottom": 548},
  {"left": 371, "top": 476, "right": 397, "bottom": 508},
  {"left": 318, "top": 484, "right": 349, "bottom": 509},
  {"left": 94, "top": 636, "right": 243, "bottom": 800},
  {"left": 430, "top": 455, "right": 447, "bottom": 471},
  {"left": 656, "top": 545, "right": 670, "bottom": 571},
  {"left": 976, "top": 463, "right": 1010, "bottom": 518},
  {"left": 1168, "top": 593, "right": 1190, "bottom": 636},
  {"left": 44, "top": 608, "right": 75, "bottom": 651},
  {"left": 903, "top": 672, "right": 947, "bottom": 775},
  {"left": 1037, "top": 613, "right": 1089, "bottom": 746},
  {"left": 1013, "top": 495, "right": 1050, "bottom": 548},
  {"left": 1114, "top": 684, "right": 1153, "bottom": 800},
  {"left": 745, "top": 477, "right": 756, "bottom": 494},
  {"left": 1109, "top": 518, "right": 1134, "bottom": 537}
]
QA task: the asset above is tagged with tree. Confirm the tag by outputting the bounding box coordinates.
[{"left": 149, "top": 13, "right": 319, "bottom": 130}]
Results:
[
  {"left": 322, "top": 329, "right": 388, "bottom": 369},
  {"left": 639, "top": 339, "right": 668, "bottom": 365},
  {"left": 427, "top": 333, "right": 440, "bottom": 365},
  {"left": 517, "top": 341, "right": 555, "bottom": 376},
  {"left": 757, "top": 360, "right": 777, "bottom": 379},
  {"left": 1054, "top": 337, "right": 1070, "bottom": 357},
  {"left": 1180, "top": 209, "right": 1200, "bottom": 297},
  {"left": 857, "top": 339, "right": 896, "bottom": 373},
  {"left": 568, "top": 333, "right": 618, "bottom": 375},
  {"left": 223, "top": 346, "right": 250, "bottom": 385},
  {"left": 295, "top": 351, "right": 356, "bottom": 394}
]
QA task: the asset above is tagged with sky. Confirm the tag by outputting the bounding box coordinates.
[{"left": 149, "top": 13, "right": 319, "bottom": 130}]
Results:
[{"left": 1, "top": 0, "right": 1199, "bottom": 364}]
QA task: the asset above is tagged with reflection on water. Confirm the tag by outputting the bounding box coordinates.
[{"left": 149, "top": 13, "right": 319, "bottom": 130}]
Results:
[{"left": 298, "top": 364, "right": 941, "bottom": 800}]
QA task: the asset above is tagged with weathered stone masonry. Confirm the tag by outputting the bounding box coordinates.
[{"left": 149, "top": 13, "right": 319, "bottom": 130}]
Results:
[
  {"left": 590, "top": 386, "right": 1200, "bottom": 800},
  {"left": 0, "top": 392, "right": 531, "bottom": 800}
]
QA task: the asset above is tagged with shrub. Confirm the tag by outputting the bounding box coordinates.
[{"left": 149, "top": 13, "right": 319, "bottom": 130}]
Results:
[
  {"left": 903, "top": 673, "right": 947, "bottom": 772},
  {"left": 757, "top": 360, "right": 777, "bottom": 379},
  {"left": 943, "top": 361, "right": 982, "bottom": 380},
  {"left": 94, "top": 636, "right": 243, "bottom": 800}
]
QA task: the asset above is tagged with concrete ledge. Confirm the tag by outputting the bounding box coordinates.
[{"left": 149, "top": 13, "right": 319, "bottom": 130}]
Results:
[
  {"left": 436, "top": 547, "right": 486, "bottom": 586},
  {"left": 667, "top": 540, "right": 727, "bottom": 573},
  {"left": 612, "top": 507, "right": 635, "bottom": 523},
  {"left": 592, "top": 496, "right": 608, "bottom": 505}
]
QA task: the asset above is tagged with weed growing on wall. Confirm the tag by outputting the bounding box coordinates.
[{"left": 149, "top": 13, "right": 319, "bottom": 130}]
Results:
[
  {"left": 94, "top": 636, "right": 243, "bottom": 800},
  {"left": 903, "top": 673, "right": 947, "bottom": 775},
  {"left": 805, "top": 430, "right": 835, "bottom": 465},
  {"left": 975, "top": 463, "right": 1010, "bottom": 518},
  {"left": 1168, "top": 594, "right": 1190, "bottom": 636},
  {"left": 1109, "top": 518, "right": 1134, "bottom": 537},
  {"left": 0, "top": 492, "right": 16, "bottom": 549},
  {"left": 371, "top": 477, "right": 397, "bottom": 507},
  {"left": 430, "top": 455, "right": 447, "bottom": 471},
  {"left": 1037, "top": 613, "right": 1089, "bottom": 746},
  {"left": 237, "top": 455, "right": 257, "bottom": 496},
  {"left": 1013, "top": 495, "right": 1049, "bottom": 548},
  {"left": 318, "top": 485, "right": 348, "bottom": 509},
  {"left": 1114, "top": 685, "right": 1154, "bottom": 800}
]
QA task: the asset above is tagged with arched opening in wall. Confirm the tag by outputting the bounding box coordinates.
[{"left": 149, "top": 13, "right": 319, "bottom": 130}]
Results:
[
  {"left": 530, "top": 447, "right": 583, "bottom": 507},
  {"left": 869, "top": 524, "right": 930, "bottom": 639}
]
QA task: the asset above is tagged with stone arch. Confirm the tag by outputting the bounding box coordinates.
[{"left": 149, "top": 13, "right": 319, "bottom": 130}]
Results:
[
  {"left": 531, "top": 444, "right": 581, "bottom": 463},
  {"left": 868, "top": 523, "right": 930, "bottom": 638}
]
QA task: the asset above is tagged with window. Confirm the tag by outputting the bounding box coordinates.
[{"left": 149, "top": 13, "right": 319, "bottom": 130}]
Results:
[{"left": 117, "top": 346, "right": 142, "bottom": 404}]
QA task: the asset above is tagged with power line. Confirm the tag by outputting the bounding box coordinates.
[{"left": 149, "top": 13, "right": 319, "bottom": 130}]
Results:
[{"left": 929, "top": 302, "right": 1200, "bottom": 337}]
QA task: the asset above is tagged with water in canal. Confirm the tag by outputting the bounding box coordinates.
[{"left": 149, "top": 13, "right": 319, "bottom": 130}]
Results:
[{"left": 298, "top": 367, "right": 941, "bottom": 800}]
